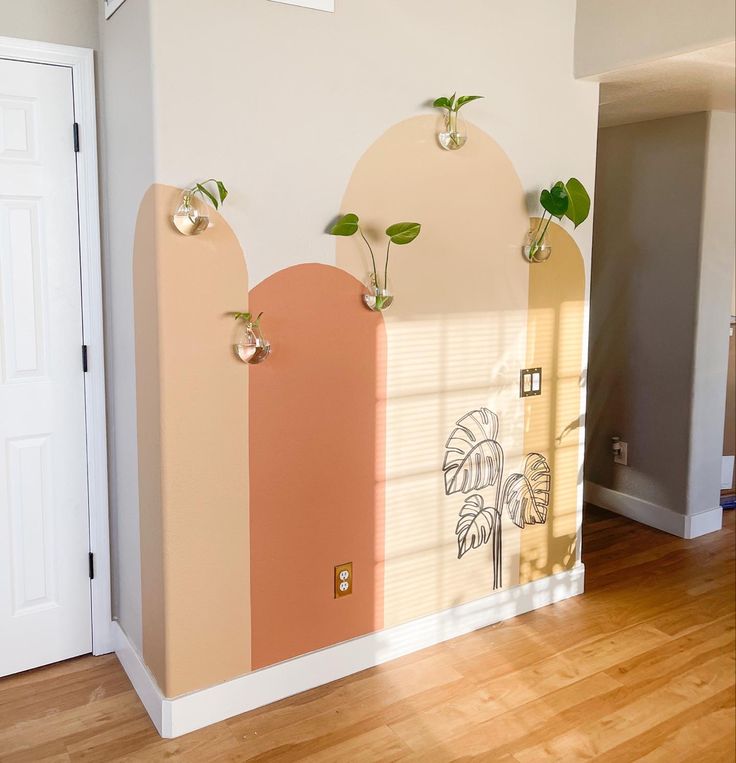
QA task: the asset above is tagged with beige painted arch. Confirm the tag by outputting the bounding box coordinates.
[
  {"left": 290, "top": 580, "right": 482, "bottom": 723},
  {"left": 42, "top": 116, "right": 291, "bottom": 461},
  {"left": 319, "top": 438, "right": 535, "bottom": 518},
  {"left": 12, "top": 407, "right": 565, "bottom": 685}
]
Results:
[{"left": 336, "top": 115, "right": 534, "bottom": 627}]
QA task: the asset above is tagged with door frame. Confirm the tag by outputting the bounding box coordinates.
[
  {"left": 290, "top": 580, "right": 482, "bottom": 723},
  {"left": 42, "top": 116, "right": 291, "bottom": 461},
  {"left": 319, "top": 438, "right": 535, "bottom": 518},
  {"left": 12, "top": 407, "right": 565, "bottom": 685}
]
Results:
[{"left": 0, "top": 36, "right": 112, "bottom": 655}]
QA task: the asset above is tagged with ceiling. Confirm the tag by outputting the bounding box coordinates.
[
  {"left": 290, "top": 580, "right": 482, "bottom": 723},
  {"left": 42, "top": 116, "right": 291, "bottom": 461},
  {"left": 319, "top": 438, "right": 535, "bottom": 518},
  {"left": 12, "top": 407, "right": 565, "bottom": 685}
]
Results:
[{"left": 598, "top": 41, "right": 736, "bottom": 128}]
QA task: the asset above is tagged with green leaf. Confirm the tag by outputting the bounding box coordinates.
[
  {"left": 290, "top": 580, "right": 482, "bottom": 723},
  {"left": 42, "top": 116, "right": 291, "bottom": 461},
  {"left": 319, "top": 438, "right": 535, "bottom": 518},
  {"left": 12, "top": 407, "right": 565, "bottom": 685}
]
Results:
[
  {"left": 329, "top": 212, "right": 360, "bottom": 236},
  {"left": 448, "top": 92, "right": 456, "bottom": 110},
  {"left": 215, "top": 180, "right": 229, "bottom": 205},
  {"left": 540, "top": 182, "right": 568, "bottom": 219},
  {"left": 563, "top": 177, "right": 590, "bottom": 228},
  {"left": 196, "top": 183, "right": 219, "bottom": 210},
  {"left": 433, "top": 96, "right": 452, "bottom": 109},
  {"left": 385, "top": 221, "right": 421, "bottom": 245},
  {"left": 455, "top": 94, "right": 483, "bottom": 111}
]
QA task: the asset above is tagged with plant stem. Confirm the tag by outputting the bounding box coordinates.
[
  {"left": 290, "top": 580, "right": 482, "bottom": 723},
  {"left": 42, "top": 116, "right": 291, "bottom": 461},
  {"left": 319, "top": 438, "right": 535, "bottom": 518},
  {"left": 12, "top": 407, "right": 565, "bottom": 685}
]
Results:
[
  {"left": 384, "top": 240, "right": 391, "bottom": 292},
  {"left": 359, "top": 227, "right": 379, "bottom": 289}
]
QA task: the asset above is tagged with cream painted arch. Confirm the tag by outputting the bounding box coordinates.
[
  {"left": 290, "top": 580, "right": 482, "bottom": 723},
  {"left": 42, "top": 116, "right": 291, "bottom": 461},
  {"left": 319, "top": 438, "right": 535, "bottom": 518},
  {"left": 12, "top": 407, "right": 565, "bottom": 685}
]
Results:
[{"left": 335, "top": 115, "right": 534, "bottom": 627}]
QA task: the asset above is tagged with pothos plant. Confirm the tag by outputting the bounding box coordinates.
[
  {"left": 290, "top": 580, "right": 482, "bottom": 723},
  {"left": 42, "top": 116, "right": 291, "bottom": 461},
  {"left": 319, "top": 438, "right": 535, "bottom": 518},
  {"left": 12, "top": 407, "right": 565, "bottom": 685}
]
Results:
[
  {"left": 233, "top": 310, "right": 262, "bottom": 326},
  {"left": 184, "top": 178, "right": 229, "bottom": 210},
  {"left": 526, "top": 178, "right": 590, "bottom": 261},
  {"left": 443, "top": 408, "right": 551, "bottom": 590},
  {"left": 433, "top": 92, "right": 483, "bottom": 149},
  {"left": 329, "top": 213, "right": 421, "bottom": 310}
]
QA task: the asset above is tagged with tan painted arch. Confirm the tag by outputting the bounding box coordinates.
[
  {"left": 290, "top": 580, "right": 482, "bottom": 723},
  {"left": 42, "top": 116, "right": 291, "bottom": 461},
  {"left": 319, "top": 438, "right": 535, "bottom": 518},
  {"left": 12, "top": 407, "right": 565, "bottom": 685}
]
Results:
[{"left": 134, "top": 183, "right": 251, "bottom": 697}]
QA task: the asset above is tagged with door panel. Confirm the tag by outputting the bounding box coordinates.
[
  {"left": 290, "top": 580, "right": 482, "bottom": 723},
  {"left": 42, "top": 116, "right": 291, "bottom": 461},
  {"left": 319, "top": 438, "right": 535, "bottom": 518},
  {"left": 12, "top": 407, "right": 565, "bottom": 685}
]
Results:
[{"left": 0, "top": 58, "right": 91, "bottom": 676}]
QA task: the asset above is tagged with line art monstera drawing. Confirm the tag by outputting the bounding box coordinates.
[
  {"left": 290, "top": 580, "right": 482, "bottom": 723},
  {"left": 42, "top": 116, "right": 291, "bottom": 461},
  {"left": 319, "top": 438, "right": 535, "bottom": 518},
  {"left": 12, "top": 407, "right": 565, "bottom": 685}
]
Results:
[{"left": 443, "top": 408, "right": 551, "bottom": 589}]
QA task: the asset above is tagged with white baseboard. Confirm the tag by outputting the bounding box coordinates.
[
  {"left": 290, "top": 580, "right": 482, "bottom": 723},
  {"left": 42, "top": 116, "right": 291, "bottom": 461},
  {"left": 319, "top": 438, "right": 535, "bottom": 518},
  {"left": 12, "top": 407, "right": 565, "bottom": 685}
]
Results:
[
  {"left": 111, "top": 621, "right": 167, "bottom": 736},
  {"left": 722, "top": 455, "right": 734, "bottom": 490},
  {"left": 585, "top": 481, "right": 723, "bottom": 539},
  {"left": 112, "top": 565, "right": 584, "bottom": 738}
]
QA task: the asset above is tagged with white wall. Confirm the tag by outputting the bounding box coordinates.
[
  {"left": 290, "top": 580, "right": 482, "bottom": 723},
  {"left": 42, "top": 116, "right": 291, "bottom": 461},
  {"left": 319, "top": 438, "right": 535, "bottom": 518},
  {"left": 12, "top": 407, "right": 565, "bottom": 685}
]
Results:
[
  {"left": 575, "top": 0, "right": 736, "bottom": 77},
  {"left": 92, "top": 0, "right": 601, "bottom": 655},
  {"left": 149, "top": 0, "right": 598, "bottom": 288},
  {"left": 0, "top": 0, "right": 98, "bottom": 49}
]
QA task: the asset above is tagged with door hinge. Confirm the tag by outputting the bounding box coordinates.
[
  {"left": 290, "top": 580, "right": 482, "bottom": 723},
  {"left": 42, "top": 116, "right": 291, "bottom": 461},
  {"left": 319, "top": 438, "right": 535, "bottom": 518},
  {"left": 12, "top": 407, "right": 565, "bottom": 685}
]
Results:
[
  {"left": 82, "top": 344, "right": 88, "bottom": 372},
  {"left": 73, "top": 122, "right": 80, "bottom": 153},
  {"left": 88, "top": 552, "right": 95, "bottom": 580}
]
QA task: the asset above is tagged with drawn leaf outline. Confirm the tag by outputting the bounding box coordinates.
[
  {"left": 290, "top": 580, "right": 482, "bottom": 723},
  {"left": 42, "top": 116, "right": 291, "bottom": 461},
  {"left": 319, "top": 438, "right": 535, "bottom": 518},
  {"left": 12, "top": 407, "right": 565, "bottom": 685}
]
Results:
[
  {"left": 502, "top": 452, "right": 551, "bottom": 529},
  {"left": 455, "top": 494, "right": 500, "bottom": 559},
  {"left": 443, "top": 408, "right": 503, "bottom": 495}
]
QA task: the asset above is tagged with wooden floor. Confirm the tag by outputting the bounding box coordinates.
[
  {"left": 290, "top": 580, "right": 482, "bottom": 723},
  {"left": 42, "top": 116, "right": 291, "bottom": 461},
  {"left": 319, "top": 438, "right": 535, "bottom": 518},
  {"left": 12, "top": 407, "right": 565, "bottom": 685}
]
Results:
[{"left": 1, "top": 506, "right": 734, "bottom": 762}]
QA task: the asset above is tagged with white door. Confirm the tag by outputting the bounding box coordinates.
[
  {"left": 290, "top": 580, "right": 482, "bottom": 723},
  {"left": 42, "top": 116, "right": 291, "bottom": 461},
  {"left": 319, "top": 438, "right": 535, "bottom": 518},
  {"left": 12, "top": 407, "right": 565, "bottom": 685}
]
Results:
[{"left": 0, "top": 58, "right": 91, "bottom": 675}]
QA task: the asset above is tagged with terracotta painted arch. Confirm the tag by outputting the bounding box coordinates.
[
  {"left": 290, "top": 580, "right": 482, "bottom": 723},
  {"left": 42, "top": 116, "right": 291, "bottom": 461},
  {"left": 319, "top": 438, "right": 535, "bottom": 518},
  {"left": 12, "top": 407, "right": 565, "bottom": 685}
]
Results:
[{"left": 248, "top": 263, "right": 386, "bottom": 670}]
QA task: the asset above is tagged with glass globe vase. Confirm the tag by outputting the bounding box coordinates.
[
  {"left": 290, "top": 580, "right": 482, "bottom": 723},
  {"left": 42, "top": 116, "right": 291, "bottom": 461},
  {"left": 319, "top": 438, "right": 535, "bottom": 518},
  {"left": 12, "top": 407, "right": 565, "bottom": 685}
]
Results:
[
  {"left": 438, "top": 110, "right": 467, "bottom": 151},
  {"left": 172, "top": 192, "right": 209, "bottom": 236},
  {"left": 523, "top": 229, "right": 552, "bottom": 263}
]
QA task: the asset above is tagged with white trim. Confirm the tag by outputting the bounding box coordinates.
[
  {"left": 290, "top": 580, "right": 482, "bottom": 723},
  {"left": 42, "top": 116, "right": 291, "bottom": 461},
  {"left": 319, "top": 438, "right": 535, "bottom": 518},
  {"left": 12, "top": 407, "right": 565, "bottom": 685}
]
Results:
[
  {"left": 104, "top": 0, "right": 128, "bottom": 20},
  {"left": 585, "top": 481, "right": 723, "bottom": 539},
  {"left": 721, "top": 455, "right": 734, "bottom": 490},
  {"left": 0, "top": 37, "right": 112, "bottom": 655},
  {"left": 269, "top": 0, "right": 335, "bottom": 11},
  {"left": 112, "top": 622, "right": 165, "bottom": 735},
  {"left": 113, "top": 566, "right": 584, "bottom": 738}
]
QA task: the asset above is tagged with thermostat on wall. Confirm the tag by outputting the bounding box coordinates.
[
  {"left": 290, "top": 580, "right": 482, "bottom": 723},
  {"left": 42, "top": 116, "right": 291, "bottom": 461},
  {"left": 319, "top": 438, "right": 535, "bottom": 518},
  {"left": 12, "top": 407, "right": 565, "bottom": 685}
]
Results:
[{"left": 269, "top": 0, "right": 334, "bottom": 11}]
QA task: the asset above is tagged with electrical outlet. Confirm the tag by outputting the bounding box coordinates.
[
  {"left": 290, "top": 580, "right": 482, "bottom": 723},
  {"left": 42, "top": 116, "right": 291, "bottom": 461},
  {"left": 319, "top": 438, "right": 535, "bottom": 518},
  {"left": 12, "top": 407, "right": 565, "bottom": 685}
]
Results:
[
  {"left": 334, "top": 562, "right": 352, "bottom": 598},
  {"left": 614, "top": 441, "right": 628, "bottom": 465}
]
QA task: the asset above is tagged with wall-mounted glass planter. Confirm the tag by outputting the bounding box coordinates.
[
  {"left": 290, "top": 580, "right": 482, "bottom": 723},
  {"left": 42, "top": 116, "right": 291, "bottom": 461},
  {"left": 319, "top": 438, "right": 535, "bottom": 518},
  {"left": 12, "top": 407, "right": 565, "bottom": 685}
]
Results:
[
  {"left": 433, "top": 94, "right": 483, "bottom": 151},
  {"left": 172, "top": 192, "right": 209, "bottom": 236},
  {"left": 172, "top": 179, "right": 229, "bottom": 236},
  {"left": 523, "top": 229, "right": 552, "bottom": 263},
  {"left": 233, "top": 312, "right": 271, "bottom": 364},
  {"left": 363, "top": 287, "right": 394, "bottom": 312},
  {"left": 438, "top": 110, "right": 467, "bottom": 151}
]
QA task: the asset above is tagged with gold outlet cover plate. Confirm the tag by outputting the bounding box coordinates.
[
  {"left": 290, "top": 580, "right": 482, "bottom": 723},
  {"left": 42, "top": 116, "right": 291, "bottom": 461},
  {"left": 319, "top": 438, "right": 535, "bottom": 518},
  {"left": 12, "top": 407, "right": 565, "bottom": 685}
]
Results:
[{"left": 334, "top": 562, "right": 353, "bottom": 598}]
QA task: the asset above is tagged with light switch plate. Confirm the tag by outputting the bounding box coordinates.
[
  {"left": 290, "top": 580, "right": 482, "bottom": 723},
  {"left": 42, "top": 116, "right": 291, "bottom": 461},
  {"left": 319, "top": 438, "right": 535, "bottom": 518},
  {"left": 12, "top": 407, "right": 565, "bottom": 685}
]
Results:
[
  {"left": 269, "top": 0, "right": 334, "bottom": 11},
  {"left": 520, "top": 367, "right": 542, "bottom": 398}
]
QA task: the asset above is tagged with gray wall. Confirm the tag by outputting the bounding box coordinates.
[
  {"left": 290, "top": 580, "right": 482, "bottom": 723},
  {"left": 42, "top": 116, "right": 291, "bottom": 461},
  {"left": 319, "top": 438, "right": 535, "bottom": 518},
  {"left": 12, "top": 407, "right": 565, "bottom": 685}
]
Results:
[
  {"left": 97, "top": 0, "right": 155, "bottom": 651},
  {"left": 587, "top": 111, "right": 735, "bottom": 517},
  {"left": 0, "top": 0, "right": 98, "bottom": 49}
]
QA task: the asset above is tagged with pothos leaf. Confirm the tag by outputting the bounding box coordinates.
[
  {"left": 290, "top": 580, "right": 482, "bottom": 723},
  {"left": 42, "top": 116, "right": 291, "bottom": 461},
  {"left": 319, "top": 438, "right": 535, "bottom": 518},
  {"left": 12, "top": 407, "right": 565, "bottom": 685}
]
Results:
[
  {"left": 433, "top": 96, "right": 452, "bottom": 109},
  {"left": 502, "top": 452, "right": 551, "bottom": 529},
  {"left": 456, "top": 494, "right": 500, "bottom": 559},
  {"left": 455, "top": 95, "right": 484, "bottom": 110},
  {"left": 540, "top": 182, "right": 568, "bottom": 219},
  {"left": 563, "top": 177, "right": 590, "bottom": 228},
  {"left": 385, "top": 222, "right": 421, "bottom": 245},
  {"left": 329, "top": 213, "right": 360, "bottom": 236},
  {"left": 443, "top": 408, "right": 503, "bottom": 495},
  {"left": 216, "top": 180, "right": 229, "bottom": 204},
  {"left": 196, "top": 183, "right": 219, "bottom": 209}
]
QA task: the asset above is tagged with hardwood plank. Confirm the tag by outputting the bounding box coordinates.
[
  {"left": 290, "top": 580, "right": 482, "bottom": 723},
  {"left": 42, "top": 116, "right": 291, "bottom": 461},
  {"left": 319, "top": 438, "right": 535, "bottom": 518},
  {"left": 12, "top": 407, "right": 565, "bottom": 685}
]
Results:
[{"left": 0, "top": 507, "right": 732, "bottom": 762}]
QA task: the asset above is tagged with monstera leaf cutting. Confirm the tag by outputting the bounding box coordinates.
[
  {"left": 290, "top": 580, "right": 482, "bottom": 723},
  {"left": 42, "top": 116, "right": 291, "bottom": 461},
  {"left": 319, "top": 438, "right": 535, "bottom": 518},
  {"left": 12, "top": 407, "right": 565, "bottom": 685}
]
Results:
[
  {"left": 443, "top": 408, "right": 551, "bottom": 591},
  {"left": 502, "top": 453, "right": 551, "bottom": 529},
  {"left": 443, "top": 408, "right": 504, "bottom": 496}
]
